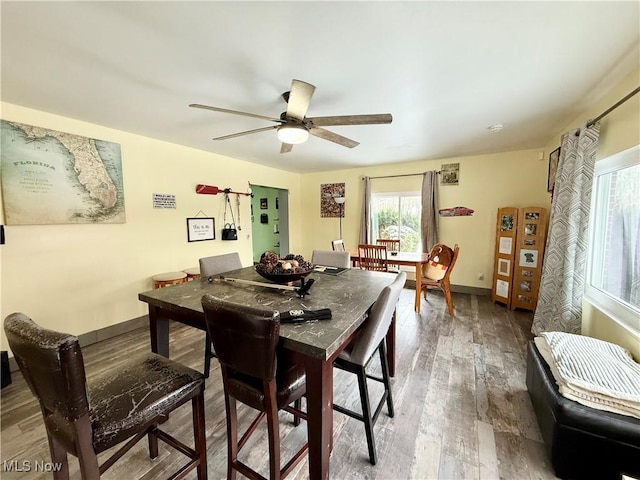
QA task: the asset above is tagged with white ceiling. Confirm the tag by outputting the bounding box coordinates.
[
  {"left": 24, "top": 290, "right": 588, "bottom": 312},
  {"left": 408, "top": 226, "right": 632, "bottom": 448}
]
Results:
[{"left": 2, "top": 1, "right": 638, "bottom": 173}]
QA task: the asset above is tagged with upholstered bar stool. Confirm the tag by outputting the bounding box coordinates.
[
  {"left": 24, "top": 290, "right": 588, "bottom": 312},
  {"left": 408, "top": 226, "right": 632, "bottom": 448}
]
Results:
[
  {"left": 183, "top": 267, "right": 201, "bottom": 281},
  {"left": 153, "top": 271, "right": 187, "bottom": 289}
]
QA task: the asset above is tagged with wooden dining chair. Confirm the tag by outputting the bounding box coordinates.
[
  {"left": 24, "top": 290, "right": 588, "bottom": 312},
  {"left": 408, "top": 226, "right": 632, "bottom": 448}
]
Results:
[
  {"left": 4, "top": 313, "right": 207, "bottom": 480},
  {"left": 358, "top": 244, "right": 389, "bottom": 272},
  {"left": 333, "top": 271, "right": 406, "bottom": 464},
  {"left": 198, "top": 252, "right": 243, "bottom": 377},
  {"left": 376, "top": 239, "right": 400, "bottom": 272},
  {"left": 331, "top": 239, "right": 346, "bottom": 251},
  {"left": 421, "top": 243, "right": 460, "bottom": 315},
  {"left": 201, "top": 295, "right": 308, "bottom": 480}
]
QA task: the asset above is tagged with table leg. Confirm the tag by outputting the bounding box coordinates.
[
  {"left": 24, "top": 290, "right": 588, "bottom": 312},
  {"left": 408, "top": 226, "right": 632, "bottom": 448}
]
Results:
[
  {"left": 148, "top": 306, "right": 170, "bottom": 357},
  {"left": 303, "top": 355, "right": 333, "bottom": 480},
  {"left": 414, "top": 262, "right": 422, "bottom": 311},
  {"left": 386, "top": 310, "right": 396, "bottom": 377}
]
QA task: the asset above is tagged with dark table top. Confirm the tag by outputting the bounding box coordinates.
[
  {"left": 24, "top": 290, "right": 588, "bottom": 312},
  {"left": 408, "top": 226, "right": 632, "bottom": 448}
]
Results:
[{"left": 139, "top": 266, "right": 397, "bottom": 360}]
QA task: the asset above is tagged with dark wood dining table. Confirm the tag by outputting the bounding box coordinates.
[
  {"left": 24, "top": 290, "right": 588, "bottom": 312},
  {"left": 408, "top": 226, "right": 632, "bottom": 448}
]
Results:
[
  {"left": 138, "top": 266, "right": 396, "bottom": 480},
  {"left": 349, "top": 249, "right": 430, "bottom": 311}
]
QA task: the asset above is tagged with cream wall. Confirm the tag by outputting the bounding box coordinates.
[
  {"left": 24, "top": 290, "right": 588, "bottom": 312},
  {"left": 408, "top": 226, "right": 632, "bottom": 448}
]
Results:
[
  {"left": 544, "top": 66, "right": 640, "bottom": 358},
  {"left": 0, "top": 103, "right": 302, "bottom": 351},
  {"left": 299, "top": 149, "right": 551, "bottom": 287}
]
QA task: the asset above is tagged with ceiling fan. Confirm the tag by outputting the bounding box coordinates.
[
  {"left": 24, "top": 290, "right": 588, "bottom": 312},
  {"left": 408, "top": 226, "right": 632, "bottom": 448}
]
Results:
[{"left": 190, "top": 79, "right": 392, "bottom": 153}]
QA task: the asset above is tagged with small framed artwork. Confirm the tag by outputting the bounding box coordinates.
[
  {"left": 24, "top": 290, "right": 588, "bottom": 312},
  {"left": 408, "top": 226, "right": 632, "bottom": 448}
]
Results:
[
  {"left": 187, "top": 217, "right": 215, "bottom": 242},
  {"left": 522, "top": 269, "right": 533, "bottom": 277},
  {"left": 520, "top": 280, "right": 532, "bottom": 292},
  {"left": 524, "top": 223, "right": 537, "bottom": 235},
  {"left": 500, "top": 214, "right": 514, "bottom": 231},
  {"left": 548, "top": 147, "right": 560, "bottom": 192},
  {"left": 525, "top": 212, "right": 540, "bottom": 220},
  {"left": 260, "top": 198, "right": 268, "bottom": 209},
  {"left": 517, "top": 294, "right": 532, "bottom": 304},
  {"left": 498, "top": 236, "right": 513, "bottom": 254},
  {"left": 519, "top": 249, "right": 538, "bottom": 268},
  {"left": 440, "top": 163, "right": 460, "bottom": 186},
  {"left": 498, "top": 258, "right": 511, "bottom": 276},
  {"left": 524, "top": 239, "right": 536, "bottom": 246},
  {"left": 495, "top": 279, "right": 509, "bottom": 298}
]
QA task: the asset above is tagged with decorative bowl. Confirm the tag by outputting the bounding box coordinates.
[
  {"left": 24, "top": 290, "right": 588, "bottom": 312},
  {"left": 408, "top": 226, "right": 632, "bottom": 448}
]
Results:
[{"left": 255, "top": 266, "right": 314, "bottom": 284}]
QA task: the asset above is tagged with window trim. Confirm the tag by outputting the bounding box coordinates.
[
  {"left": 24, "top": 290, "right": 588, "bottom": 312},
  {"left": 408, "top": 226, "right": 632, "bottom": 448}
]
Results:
[{"left": 585, "top": 144, "right": 640, "bottom": 334}]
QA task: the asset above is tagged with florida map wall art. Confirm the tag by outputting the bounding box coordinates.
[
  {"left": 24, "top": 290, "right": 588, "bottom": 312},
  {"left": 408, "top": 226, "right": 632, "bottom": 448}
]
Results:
[{"left": 1, "top": 120, "right": 125, "bottom": 225}]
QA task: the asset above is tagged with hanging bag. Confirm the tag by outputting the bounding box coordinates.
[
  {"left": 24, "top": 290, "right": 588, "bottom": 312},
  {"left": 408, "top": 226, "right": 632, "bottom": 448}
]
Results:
[{"left": 222, "top": 194, "right": 238, "bottom": 241}]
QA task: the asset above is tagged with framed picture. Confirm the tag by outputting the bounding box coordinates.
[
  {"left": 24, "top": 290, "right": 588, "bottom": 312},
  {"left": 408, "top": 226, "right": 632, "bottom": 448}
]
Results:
[
  {"left": 495, "top": 279, "right": 509, "bottom": 298},
  {"left": 498, "top": 236, "right": 512, "bottom": 254},
  {"left": 440, "top": 163, "right": 460, "bottom": 186},
  {"left": 260, "top": 198, "right": 268, "bottom": 209},
  {"left": 548, "top": 147, "right": 560, "bottom": 192},
  {"left": 187, "top": 217, "right": 215, "bottom": 242},
  {"left": 520, "top": 280, "right": 532, "bottom": 292},
  {"left": 500, "top": 214, "right": 514, "bottom": 231},
  {"left": 498, "top": 258, "right": 511, "bottom": 276},
  {"left": 519, "top": 249, "right": 538, "bottom": 268},
  {"left": 524, "top": 223, "right": 537, "bottom": 236}
]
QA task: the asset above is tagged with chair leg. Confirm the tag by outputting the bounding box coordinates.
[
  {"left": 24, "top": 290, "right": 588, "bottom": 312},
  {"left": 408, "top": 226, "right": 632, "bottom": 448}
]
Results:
[
  {"left": 356, "top": 366, "right": 378, "bottom": 465},
  {"left": 422, "top": 285, "right": 429, "bottom": 300},
  {"left": 204, "top": 333, "right": 213, "bottom": 378},
  {"left": 46, "top": 434, "right": 70, "bottom": 480},
  {"left": 148, "top": 426, "right": 159, "bottom": 459},
  {"left": 378, "top": 342, "right": 394, "bottom": 418},
  {"left": 442, "top": 283, "right": 454, "bottom": 316},
  {"left": 192, "top": 392, "right": 208, "bottom": 480},
  {"left": 293, "top": 398, "right": 302, "bottom": 426},
  {"left": 264, "top": 382, "right": 281, "bottom": 480},
  {"left": 224, "top": 390, "right": 239, "bottom": 480}
]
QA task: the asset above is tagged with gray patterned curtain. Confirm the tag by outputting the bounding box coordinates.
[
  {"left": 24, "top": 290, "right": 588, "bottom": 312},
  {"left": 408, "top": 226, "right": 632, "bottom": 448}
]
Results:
[
  {"left": 359, "top": 176, "right": 371, "bottom": 244},
  {"left": 532, "top": 123, "right": 600, "bottom": 335},
  {"left": 420, "top": 171, "right": 439, "bottom": 253}
]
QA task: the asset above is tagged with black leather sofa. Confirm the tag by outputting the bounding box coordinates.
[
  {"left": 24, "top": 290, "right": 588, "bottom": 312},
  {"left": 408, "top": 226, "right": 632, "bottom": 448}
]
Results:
[{"left": 526, "top": 340, "right": 640, "bottom": 480}]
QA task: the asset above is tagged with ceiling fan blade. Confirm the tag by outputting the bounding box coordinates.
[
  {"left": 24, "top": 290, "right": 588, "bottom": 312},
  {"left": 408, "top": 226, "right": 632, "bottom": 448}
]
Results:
[
  {"left": 309, "top": 127, "right": 359, "bottom": 148},
  {"left": 280, "top": 143, "right": 293, "bottom": 154},
  {"left": 213, "top": 125, "right": 278, "bottom": 141},
  {"left": 285, "top": 79, "right": 316, "bottom": 120},
  {"left": 190, "top": 104, "right": 283, "bottom": 123},
  {"left": 307, "top": 113, "right": 393, "bottom": 127}
]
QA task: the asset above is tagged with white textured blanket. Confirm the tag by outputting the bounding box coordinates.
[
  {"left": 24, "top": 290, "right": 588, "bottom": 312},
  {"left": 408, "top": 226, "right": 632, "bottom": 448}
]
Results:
[{"left": 535, "top": 332, "right": 640, "bottom": 419}]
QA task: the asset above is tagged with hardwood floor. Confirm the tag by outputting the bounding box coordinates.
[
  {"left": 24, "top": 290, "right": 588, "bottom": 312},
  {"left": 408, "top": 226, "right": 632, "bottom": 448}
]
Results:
[{"left": 0, "top": 289, "right": 558, "bottom": 479}]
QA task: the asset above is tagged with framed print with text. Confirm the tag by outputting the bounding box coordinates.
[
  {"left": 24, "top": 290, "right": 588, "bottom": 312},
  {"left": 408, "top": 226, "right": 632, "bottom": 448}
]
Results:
[{"left": 187, "top": 217, "right": 215, "bottom": 242}]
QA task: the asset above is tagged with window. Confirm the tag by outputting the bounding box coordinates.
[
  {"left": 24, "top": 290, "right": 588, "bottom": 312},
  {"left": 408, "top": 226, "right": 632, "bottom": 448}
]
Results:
[
  {"left": 586, "top": 145, "right": 640, "bottom": 333},
  {"left": 371, "top": 192, "right": 422, "bottom": 253}
]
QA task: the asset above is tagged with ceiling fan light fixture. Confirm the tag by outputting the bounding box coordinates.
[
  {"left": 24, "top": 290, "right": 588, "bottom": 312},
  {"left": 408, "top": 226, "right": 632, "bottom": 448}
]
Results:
[{"left": 277, "top": 125, "right": 309, "bottom": 144}]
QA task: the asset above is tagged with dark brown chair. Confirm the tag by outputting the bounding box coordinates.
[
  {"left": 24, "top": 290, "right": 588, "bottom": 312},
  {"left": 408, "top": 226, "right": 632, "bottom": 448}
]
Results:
[
  {"left": 199, "top": 252, "right": 243, "bottom": 378},
  {"left": 358, "top": 244, "right": 389, "bottom": 272},
  {"left": 421, "top": 243, "right": 460, "bottom": 316},
  {"left": 3, "top": 313, "right": 207, "bottom": 480},
  {"left": 201, "top": 295, "right": 307, "bottom": 480},
  {"left": 333, "top": 271, "right": 406, "bottom": 464}
]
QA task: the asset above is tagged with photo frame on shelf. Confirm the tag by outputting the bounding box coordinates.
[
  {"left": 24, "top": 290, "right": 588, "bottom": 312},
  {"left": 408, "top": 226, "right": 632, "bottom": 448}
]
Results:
[
  {"left": 519, "top": 249, "right": 538, "bottom": 268},
  {"left": 498, "top": 258, "right": 511, "bottom": 276},
  {"left": 500, "top": 214, "right": 514, "bottom": 231},
  {"left": 187, "top": 217, "right": 215, "bottom": 242},
  {"left": 548, "top": 147, "right": 561, "bottom": 192}
]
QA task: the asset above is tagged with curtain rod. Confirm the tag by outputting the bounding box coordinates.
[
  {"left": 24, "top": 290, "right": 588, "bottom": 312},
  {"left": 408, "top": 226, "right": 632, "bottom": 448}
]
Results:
[
  {"left": 586, "top": 86, "right": 640, "bottom": 128},
  {"left": 367, "top": 171, "right": 440, "bottom": 180}
]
